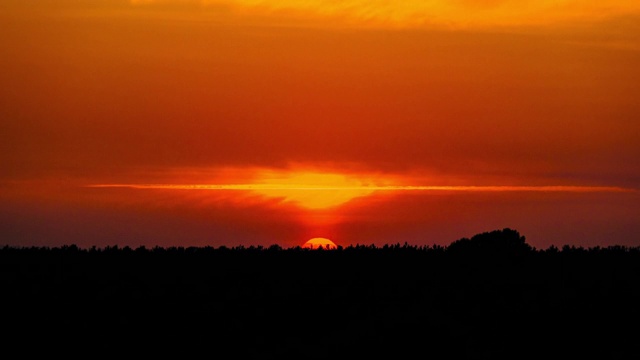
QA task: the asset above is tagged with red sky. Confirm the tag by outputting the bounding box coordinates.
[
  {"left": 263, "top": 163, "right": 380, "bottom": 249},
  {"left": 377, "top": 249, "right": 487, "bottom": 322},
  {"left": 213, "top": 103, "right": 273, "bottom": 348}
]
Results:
[{"left": 1, "top": 0, "right": 639, "bottom": 249}]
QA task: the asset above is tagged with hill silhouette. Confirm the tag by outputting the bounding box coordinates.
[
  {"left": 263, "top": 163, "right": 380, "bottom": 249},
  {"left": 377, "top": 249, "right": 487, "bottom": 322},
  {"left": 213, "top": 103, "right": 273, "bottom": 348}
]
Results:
[{"left": 1, "top": 228, "right": 639, "bottom": 358}]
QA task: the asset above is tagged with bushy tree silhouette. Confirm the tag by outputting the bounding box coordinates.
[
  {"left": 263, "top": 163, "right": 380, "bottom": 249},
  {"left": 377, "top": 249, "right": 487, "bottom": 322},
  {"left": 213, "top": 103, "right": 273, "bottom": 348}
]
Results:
[{"left": 446, "top": 228, "right": 533, "bottom": 255}]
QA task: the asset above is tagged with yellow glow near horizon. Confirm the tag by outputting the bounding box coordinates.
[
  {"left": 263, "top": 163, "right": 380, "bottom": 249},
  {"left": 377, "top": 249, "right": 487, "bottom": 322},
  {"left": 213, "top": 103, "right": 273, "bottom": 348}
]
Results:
[
  {"left": 88, "top": 169, "right": 634, "bottom": 210},
  {"left": 249, "top": 171, "right": 376, "bottom": 209}
]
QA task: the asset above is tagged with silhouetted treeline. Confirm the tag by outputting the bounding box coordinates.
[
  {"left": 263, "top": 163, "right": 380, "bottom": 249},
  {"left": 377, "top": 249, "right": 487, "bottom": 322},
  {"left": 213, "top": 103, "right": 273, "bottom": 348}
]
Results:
[{"left": 2, "top": 228, "right": 639, "bottom": 358}]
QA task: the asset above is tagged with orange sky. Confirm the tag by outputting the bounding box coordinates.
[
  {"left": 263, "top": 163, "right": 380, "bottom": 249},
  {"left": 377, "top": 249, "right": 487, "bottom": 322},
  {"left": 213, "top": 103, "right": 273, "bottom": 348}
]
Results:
[{"left": 1, "top": 0, "right": 639, "bottom": 249}]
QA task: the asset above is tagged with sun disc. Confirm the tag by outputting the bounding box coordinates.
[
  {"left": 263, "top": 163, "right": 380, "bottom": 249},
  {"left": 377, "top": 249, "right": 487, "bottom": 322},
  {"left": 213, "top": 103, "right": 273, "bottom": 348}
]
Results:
[{"left": 302, "top": 237, "right": 337, "bottom": 249}]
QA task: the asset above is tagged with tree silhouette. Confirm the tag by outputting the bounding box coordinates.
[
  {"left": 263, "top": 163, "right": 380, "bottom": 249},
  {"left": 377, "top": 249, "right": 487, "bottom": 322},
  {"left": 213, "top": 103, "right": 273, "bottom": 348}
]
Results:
[{"left": 446, "top": 227, "right": 533, "bottom": 255}]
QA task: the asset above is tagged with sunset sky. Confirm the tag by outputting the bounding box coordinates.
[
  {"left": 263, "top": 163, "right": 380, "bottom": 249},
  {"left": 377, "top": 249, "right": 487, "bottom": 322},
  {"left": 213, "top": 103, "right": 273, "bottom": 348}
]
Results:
[{"left": 1, "top": 0, "right": 639, "bottom": 249}]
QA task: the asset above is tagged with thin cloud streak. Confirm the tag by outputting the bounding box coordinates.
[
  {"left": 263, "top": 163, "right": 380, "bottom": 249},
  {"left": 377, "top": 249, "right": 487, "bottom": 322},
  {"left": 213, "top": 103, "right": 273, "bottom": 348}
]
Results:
[{"left": 88, "top": 184, "right": 634, "bottom": 192}]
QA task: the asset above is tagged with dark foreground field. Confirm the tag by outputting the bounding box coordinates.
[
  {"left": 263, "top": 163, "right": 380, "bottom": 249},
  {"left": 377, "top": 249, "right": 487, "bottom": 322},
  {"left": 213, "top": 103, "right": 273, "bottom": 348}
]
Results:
[{"left": 2, "top": 229, "right": 639, "bottom": 358}]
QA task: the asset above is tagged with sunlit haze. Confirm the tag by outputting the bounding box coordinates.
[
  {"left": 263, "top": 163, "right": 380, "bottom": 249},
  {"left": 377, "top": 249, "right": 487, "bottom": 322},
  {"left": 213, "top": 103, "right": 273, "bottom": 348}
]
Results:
[{"left": 1, "top": 0, "right": 639, "bottom": 249}]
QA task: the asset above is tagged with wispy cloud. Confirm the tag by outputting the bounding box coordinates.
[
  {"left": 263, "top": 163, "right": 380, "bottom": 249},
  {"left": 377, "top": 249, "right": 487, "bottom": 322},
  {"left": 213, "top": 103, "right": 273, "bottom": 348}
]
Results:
[
  {"left": 88, "top": 170, "right": 635, "bottom": 210},
  {"left": 129, "top": 0, "right": 640, "bottom": 28},
  {"left": 89, "top": 184, "right": 632, "bottom": 192}
]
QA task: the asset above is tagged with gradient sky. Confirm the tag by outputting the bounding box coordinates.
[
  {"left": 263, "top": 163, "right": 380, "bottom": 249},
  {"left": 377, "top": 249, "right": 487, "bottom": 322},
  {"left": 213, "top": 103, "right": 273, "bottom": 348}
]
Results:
[{"left": 1, "top": 0, "right": 639, "bottom": 249}]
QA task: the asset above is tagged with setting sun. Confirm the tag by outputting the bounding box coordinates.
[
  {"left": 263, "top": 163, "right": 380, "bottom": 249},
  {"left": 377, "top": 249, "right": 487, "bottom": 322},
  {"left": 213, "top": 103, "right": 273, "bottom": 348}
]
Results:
[{"left": 302, "top": 238, "right": 337, "bottom": 250}]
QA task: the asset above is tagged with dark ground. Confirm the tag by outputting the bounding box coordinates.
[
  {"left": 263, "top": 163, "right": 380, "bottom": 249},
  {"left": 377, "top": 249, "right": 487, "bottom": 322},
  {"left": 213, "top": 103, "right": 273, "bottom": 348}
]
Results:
[{"left": 2, "top": 229, "right": 639, "bottom": 358}]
